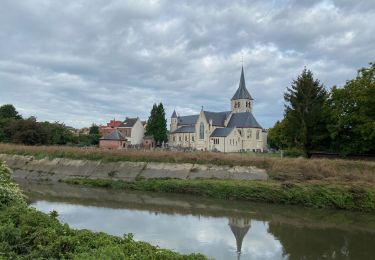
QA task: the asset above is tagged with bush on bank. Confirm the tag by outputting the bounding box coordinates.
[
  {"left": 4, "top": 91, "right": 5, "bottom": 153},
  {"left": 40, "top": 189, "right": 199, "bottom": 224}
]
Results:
[
  {"left": 0, "top": 161, "right": 206, "bottom": 259},
  {"left": 65, "top": 178, "right": 375, "bottom": 212}
]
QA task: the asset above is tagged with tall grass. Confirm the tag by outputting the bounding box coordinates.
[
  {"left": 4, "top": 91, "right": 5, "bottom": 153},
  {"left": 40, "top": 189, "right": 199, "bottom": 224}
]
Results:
[{"left": 1, "top": 143, "right": 374, "bottom": 184}]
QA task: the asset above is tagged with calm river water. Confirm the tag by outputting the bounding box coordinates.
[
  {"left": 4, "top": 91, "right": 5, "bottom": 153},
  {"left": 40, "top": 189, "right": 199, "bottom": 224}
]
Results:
[{"left": 17, "top": 179, "right": 375, "bottom": 260}]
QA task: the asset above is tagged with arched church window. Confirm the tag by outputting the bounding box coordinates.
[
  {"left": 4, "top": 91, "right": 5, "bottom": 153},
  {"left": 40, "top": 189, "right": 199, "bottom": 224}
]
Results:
[
  {"left": 199, "top": 122, "right": 204, "bottom": 139},
  {"left": 238, "top": 102, "right": 240, "bottom": 108}
]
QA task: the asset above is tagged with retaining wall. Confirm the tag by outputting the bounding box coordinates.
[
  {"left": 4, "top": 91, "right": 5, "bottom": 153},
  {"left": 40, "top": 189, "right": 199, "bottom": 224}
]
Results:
[{"left": 0, "top": 154, "right": 268, "bottom": 182}]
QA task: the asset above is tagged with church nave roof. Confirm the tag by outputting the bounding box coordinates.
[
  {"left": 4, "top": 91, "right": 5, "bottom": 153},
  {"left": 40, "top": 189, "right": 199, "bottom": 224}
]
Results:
[{"left": 227, "top": 112, "right": 262, "bottom": 128}]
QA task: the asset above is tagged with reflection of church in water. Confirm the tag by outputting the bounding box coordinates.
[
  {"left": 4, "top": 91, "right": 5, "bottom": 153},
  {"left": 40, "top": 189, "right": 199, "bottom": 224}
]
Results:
[{"left": 228, "top": 217, "right": 251, "bottom": 259}]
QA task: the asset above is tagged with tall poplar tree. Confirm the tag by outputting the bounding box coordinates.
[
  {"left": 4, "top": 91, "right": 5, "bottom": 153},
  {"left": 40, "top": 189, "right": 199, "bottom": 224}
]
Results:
[
  {"left": 154, "top": 103, "right": 168, "bottom": 143},
  {"left": 284, "top": 68, "right": 329, "bottom": 154},
  {"left": 145, "top": 104, "right": 158, "bottom": 137},
  {"left": 145, "top": 103, "right": 168, "bottom": 144}
]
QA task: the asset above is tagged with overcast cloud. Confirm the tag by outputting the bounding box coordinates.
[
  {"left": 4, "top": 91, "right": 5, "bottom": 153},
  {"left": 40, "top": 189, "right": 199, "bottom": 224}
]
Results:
[{"left": 0, "top": 0, "right": 374, "bottom": 128}]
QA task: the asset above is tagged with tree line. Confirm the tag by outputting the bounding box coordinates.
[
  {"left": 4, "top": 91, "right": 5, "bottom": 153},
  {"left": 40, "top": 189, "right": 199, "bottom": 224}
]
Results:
[
  {"left": 0, "top": 105, "right": 100, "bottom": 146},
  {"left": 268, "top": 62, "right": 375, "bottom": 156}
]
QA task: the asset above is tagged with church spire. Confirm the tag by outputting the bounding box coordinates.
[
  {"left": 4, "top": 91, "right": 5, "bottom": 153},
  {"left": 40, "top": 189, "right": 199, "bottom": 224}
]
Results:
[
  {"left": 171, "top": 109, "right": 177, "bottom": 118},
  {"left": 231, "top": 66, "right": 253, "bottom": 101}
]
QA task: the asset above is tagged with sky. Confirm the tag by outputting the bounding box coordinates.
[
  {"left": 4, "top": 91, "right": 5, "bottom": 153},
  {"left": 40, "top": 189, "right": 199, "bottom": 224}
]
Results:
[{"left": 1, "top": 0, "right": 374, "bottom": 128}]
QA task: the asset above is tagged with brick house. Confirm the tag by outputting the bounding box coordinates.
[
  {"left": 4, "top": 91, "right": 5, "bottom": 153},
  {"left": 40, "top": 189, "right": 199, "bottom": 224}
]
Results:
[
  {"left": 143, "top": 136, "right": 155, "bottom": 149},
  {"left": 99, "top": 129, "right": 128, "bottom": 149}
]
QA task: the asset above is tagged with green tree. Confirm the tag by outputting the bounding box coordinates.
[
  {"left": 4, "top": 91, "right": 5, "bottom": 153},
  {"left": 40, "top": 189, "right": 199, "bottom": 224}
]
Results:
[
  {"left": 155, "top": 103, "right": 168, "bottom": 143},
  {"left": 328, "top": 62, "right": 375, "bottom": 155},
  {"left": 268, "top": 120, "right": 289, "bottom": 150},
  {"left": 284, "top": 68, "right": 329, "bottom": 155},
  {"left": 145, "top": 104, "right": 158, "bottom": 137},
  {"left": 0, "top": 104, "right": 22, "bottom": 119},
  {"left": 89, "top": 124, "right": 100, "bottom": 135},
  {"left": 145, "top": 103, "right": 168, "bottom": 144},
  {"left": 4, "top": 119, "right": 48, "bottom": 145},
  {"left": 43, "top": 122, "right": 74, "bottom": 145}
]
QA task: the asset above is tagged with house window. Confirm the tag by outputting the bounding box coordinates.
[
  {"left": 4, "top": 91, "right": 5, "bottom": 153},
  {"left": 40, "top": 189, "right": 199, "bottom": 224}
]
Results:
[
  {"left": 199, "top": 122, "right": 204, "bottom": 139},
  {"left": 256, "top": 130, "right": 260, "bottom": 140},
  {"left": 179, "top": 136, "right": 182, "bottom": 141}
]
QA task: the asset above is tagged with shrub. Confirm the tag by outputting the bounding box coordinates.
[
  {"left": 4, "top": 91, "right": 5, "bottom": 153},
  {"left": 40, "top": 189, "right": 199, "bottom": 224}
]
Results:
[{"left": 0, "top": 161, "right": 25, "bottom": 208}]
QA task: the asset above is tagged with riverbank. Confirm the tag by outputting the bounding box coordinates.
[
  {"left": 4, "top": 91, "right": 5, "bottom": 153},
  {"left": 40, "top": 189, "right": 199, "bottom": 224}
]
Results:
[
  {"left": 0, "top": 161, "right": 206, "bottom": 259},
  {"left": 64, "top": 177, "right": 375, "bottom": 212},
  {"left": 0, "top": 153, "right": 268, "bottom": 182},
  {"left": 1, "top": 144, "right": 375, "bottom": 212},
  {"left": 1, "top": 143, "right": 375, "bottom": 184}
]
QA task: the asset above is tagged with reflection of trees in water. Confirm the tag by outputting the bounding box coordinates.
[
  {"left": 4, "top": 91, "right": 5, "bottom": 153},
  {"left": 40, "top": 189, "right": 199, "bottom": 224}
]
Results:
[
  {"left": 228, "top": 217, "right": 251, "bottom": 260},
  {"left": 268, "top": 222, "right": 375, "bottom": 260}
]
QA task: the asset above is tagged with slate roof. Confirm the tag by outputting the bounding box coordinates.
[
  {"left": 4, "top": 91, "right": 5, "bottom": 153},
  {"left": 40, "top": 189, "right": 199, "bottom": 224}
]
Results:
[
  {"left": 227, "top": 112, "right": 262, "bottom": 128},
  {"left": 203, "top": 111, "right": 231, "bottom": 126},
  {"left": 173, "top": 126, "right": 196, "bottom": 133},
  {"left": 231, "top": 66, "right": 253, "bottom": 101},
  {"left": 100, "top": 130, "right": 127, "bottom": 140},
  {"left": 210, "top": 127, "right": 234, "bottom": 137},
  {"left": 177, "top": 115, "right": 199, "bottom": 126},
  {"left": 119, "top": 117, "right": 138, "bottom": 128},
  {"left": 171, "top": 110, "right": 177, "bottom": 118}
]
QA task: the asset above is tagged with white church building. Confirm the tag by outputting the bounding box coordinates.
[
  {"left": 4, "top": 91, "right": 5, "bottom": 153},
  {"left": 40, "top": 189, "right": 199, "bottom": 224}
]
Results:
[{"left": 169, "top": 67, "right": 267, "bottom": 153}]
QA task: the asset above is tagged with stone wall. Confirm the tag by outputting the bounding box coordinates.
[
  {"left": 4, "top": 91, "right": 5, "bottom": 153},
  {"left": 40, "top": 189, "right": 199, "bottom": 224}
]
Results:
[{"left": 0, "top": 154, "right": 268, "bottom": 182}]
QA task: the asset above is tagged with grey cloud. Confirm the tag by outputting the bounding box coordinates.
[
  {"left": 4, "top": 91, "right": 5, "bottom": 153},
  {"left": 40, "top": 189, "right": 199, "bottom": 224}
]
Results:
[{"left": 0, "top": 0, "right": 374, "bottom": 128}]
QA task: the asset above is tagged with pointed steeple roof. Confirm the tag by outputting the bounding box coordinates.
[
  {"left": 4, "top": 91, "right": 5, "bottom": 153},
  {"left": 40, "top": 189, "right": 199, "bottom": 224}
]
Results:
[
  {"left": 171, "top": 110, "right": 177, "bottom": 118},
  {"left": 231, "top": 66, "right": 253, "bottom": 101}
]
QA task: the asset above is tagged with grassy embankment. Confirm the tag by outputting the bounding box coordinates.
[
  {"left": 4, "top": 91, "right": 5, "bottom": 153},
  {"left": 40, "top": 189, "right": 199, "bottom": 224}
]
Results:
[
  {"left": 1, "top": 143, "right": 375, "bottom": 212},
  {"left": 0, "top": 161, "right": 206, "bottom": 259}
]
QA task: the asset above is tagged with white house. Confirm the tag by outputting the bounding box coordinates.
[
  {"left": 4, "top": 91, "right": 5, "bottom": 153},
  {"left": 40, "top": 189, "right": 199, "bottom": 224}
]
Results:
[
  {"left": 117, "top": 117, "right": 145, "bottom": 145},
  {"left": 169, "top": 67, "right": 268, "bottom": 152}
]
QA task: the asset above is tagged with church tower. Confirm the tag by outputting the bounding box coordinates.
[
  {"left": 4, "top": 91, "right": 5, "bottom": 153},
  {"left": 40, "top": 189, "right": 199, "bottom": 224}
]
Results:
[
  {"left": 170, "top": 110, "right": 178, "bottom": 132},
  {"left": 231, "top": 66, "right": 253, "bottom": 113}
]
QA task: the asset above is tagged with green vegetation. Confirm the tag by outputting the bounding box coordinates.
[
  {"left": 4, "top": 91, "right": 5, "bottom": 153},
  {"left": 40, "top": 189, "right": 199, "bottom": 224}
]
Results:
[
  {"left": 0, "top": 104, "right": 100, "bottom": 146},
  {"left": 0, "top": 161, "right": 206, "bottom": 259},
  {"left": 268, "top": 62, "right": 375, "bottom": 156},
  {"left": 65, "top": 178, "right": 375, "bottom": 212},
  {"left": 145, "top": 103, "right": 168, "bottom": 144}
]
